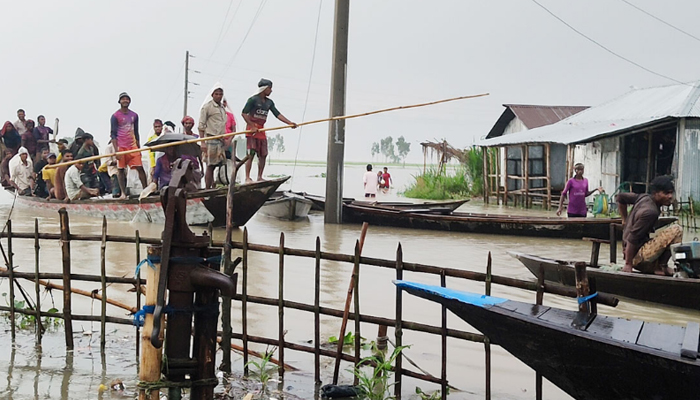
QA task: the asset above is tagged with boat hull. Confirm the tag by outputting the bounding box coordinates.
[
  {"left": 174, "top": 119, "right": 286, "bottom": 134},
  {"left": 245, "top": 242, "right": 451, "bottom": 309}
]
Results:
[
  {"left": 397, "top": 281, "right": 700, "bottom": 400},
  {"left": 515, "top": 252, "right": 700, "bottom": 310},
  {"left": 260, "top": 193, "right": 314, "bottom": 220}
]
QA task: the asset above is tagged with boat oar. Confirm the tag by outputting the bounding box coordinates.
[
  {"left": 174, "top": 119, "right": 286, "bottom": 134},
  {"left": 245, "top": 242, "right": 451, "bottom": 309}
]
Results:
[
  {"left": 46, "top": 93, "right": 489, "bottom": 170},
  {"left": 332, "top": 222, "right": 370, "bottom": 385}
]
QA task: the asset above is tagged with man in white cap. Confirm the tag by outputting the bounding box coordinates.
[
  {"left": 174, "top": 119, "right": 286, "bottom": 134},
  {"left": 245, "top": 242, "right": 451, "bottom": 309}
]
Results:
[
  {"left": 241, "top": 78, "right": 296, "bottom": 183},
  {"left": 10, "top": 147, "right": 35, "bottom": 196},
  {"left": 110, "top": 92, "right": 147, "bottom": 198},
  {"left": 198, "top": 84, "right": 227, "bottom": 189}
]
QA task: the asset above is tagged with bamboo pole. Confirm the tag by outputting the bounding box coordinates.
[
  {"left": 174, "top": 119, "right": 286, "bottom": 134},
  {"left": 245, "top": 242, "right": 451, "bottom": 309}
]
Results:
[
  {"left": 482, "top": 146, "right": 489, "bottom": 205},
  {"left": 100, "top": 217, "right": 107, "bottom": 353},
  {"left": 394, "top": 243, "right": 404, "bottom": 398},
  {"left": 46, "top": 93, "right": 490, "bottom": 170},
  {"left": 139, "top": 245, "right": 163, "bottom": 400},
  {"left": 440, "top": 270, "right": 448, "bottom": 400},
  {"left": 34, "top": 219, "right": 42, "bottom": 343},
  {"left": 8, "top": 220, "right": 15, "bottom": 339},
  {"left": 135, "top": 230, "right": 141, "bottom": 357},
  {"left": 59, "top": 209, "right": 73, "bottom": 350},
  {"left": 242, "top": 227, "right": 249, "bottom": 375},
  {"left": 485, "top": 252, "right": 492, "bottom": 400},
  {"left": 278, "top": 232, "right": 285, "bottom": 379},
  {"left": 545, "top": 143, "right": 552, "bottom": 210},
  {"left": 535, "top": 265, "right": 545, "bottom": 400},
  {"left": 314, "top": 237, "right": 321, "bottom": 385},
  {"left": 332, "top": 222, "right": 370, "bottom": 384},
  {"left": 353, "top": 240, "right": 361, "bottom": 386}
]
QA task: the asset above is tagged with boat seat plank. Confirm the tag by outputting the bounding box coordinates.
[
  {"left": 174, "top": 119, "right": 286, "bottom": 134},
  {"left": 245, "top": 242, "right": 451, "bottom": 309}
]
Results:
[
  {"left": 637, "top": 322, "right": 685, "bottom": 354},
  {"left": 536, "top": 307, "right": 578, "bottom": 326},
  {"left": 586, "top": 315, "right": 644, "bottom": 344},
  {"left": 582, "top": 237, "right": 611, "bottom": 244},
  {"left": 681, "top": 322, "right": 700, "bottom": 359},
  {"left": 496, "top": 301, "right": 550, "bottom": 318}
]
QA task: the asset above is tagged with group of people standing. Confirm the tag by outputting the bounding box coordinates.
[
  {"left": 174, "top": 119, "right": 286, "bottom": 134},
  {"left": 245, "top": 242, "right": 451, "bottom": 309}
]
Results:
[
  {"left": 0, "top": 78, "right": 296, "bottom": 201},
  {"left": 363, "top": 164, "right": 392, "bottom": 198}
]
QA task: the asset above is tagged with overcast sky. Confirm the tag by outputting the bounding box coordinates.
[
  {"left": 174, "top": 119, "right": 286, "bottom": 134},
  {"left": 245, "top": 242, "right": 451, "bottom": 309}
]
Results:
[{"left": 2, "top": 0, "right": 700, "bottom": 163}]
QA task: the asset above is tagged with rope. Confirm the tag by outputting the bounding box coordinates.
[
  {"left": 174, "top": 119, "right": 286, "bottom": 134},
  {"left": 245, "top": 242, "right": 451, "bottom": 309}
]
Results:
[{"left": 133, "top": 301, "right": 220, "bottom": 327}]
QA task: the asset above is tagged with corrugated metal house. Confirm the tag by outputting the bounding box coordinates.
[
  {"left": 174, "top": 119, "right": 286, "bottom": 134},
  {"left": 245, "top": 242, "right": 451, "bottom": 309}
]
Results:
[
  {"left": 482, "top": 104, "right": 589, "bottom": 207},
  {"left": 480, "top": 83, "right": 700, "bottom": 208}
]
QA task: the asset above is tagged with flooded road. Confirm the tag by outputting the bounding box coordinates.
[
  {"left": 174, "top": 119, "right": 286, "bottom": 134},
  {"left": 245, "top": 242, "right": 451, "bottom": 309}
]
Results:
[{"left": 1, "top": 163, "right": 698, "bottom": 399}]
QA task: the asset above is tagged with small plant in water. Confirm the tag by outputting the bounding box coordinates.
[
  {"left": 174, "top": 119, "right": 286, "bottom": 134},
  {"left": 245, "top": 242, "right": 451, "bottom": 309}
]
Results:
[
  {"left": 351, "top": 344, "right": 409, "bottom": 400},
  {"left": 416, "top": 386, "right": 448, "bottom": 400},
  {"left": 245, "top": 346, "right": 279, "bottom": 396},
  {"left": 2, "top": 293, "right": 62, "bottom": 330}
]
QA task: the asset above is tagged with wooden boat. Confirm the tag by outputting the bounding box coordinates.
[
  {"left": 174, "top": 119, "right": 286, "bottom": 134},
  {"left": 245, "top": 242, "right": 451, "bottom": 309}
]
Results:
[
  {"left": 343, "top": 203, "right": 677, "bottom": 239},
  {"left": 11, "top": 177, "right": 288, "bottom": 227},
  {"left": 300, "top": 193, "right": 468, "bottom": 213},
  {"left": 395, "top": 280, "right": 700, "bottom": 400},
  {"left": 514, "top": 252, "right": 700, "bottom": 310},
  {"left": 260, "top": 191, "right": 314, "bottom": 220}
]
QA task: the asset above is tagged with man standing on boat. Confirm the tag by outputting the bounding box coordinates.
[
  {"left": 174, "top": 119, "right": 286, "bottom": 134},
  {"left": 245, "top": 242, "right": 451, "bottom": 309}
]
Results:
[
  {"left": 618, "top": 175, "right": 682, "bottom": 275},
  {"left": 199, "top": 84, "right": 227, "bottom": 189},
  {"left": 241, "top": 78, "right": 297, "bottom": 183},
  {"left": 111, "top": 92, "right": 147, "bottom": 198}
]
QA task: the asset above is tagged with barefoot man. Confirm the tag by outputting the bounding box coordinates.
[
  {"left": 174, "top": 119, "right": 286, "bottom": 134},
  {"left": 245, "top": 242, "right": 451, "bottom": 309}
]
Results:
[
  {"left": 110, "top": 92, "right": 147, "bottom": 198},
  {"left": 241, "top": 79, "right": 296, "bottom": 183},
  {"left": 199, "top": 84, "right": 227, "bottom": 189},
  {"left": 618, "top": 175, "right": 682, "bottom": 275}
]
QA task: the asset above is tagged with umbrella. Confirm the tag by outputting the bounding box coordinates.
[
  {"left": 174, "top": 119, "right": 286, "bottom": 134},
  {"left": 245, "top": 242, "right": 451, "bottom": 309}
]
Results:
[{"left": 144, "top": 133, "right": 201, "bottom": 158}]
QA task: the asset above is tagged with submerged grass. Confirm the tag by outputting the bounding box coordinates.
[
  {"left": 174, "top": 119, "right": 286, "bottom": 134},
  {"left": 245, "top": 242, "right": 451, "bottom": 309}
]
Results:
[{"left": 402, "top": 166, "right": 472, "bottom": 200}]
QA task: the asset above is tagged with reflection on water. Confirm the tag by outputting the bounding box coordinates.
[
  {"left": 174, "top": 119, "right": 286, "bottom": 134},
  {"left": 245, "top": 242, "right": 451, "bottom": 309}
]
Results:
[{"left": 0, "top": 164, "right": 698, "bottom": 399}]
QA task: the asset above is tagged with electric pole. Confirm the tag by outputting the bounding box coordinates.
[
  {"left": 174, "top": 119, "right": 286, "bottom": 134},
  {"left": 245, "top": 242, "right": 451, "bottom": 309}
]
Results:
[
  {"left": 183, "top": 50, "right": 190, "bottom": 118},
  {"left": 324, "top": 0, "right": 350, "bottom": 224}
]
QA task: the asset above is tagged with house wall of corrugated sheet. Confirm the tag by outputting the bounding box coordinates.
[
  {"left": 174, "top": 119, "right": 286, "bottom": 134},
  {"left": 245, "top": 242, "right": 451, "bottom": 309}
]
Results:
[
  {"left": 678, "top": 118, "right": 700, "bottom": 201},
  {"left": 499, "top": 118, "right": 529, "bottom": 188},
  {"left": 572, "top": 137, "right": 620, "bottom": 194}
]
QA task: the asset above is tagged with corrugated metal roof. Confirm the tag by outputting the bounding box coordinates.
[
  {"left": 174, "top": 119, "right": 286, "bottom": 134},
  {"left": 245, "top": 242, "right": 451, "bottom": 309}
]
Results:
[
  {"left": 480, "top": 83, "right": 700, "bottom": 146},
  {"left": 485, "top": 104, "right": 588, "bottom": 138}
]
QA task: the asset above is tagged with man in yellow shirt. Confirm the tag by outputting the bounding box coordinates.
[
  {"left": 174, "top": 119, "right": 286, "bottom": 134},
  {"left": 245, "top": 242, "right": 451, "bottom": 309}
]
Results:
[
  {"left": 146, "top": 119, "right": 164, "bottom": 179},
  {"left": 42, "top": 153, "right": 58, "bottom": 198}
]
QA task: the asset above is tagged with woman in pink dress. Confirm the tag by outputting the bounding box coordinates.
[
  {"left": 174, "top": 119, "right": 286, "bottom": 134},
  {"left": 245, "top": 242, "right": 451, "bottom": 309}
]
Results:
[{"left": 556, "top": 163, "right": 603, "bottom": 218}]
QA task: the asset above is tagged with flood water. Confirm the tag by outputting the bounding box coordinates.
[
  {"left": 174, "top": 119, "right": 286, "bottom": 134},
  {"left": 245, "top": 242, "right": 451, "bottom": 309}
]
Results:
[{"left": 1, "top": 163, "right": 698, "bottom": 400}]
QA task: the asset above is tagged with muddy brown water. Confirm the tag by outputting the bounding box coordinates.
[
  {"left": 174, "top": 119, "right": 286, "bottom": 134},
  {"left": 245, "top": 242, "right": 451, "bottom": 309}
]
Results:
[{"left": 1, "top": 164, "right": 698, "bottom": 400}]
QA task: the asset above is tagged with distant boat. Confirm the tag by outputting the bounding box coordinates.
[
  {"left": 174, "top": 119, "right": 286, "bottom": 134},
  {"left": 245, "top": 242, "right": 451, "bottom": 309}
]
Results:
[
  {"left": 395, "top": 280, "right": 700, "bottom": 400},
  {"left": 10, "top": 177, "right": 288, "bottom": 227},
  {"left": 513, "top": 252, "right": 700, "bottom": 310},
  {"left": 299, "top": 193, "right": 468, "bottom": 213},
  {"left": 260, "top": 191, "right": 314, "bottom": 220},
  {"left": 342, "top": 204, "right": 676, "bottom": 239}
]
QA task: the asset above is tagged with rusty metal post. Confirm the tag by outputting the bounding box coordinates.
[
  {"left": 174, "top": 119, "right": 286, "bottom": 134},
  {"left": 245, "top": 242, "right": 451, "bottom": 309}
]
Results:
[
  {"left": 100, "top": 217, "right": 107, "bottom": 353},
  {"left": 440, "top": 270, "right": 447, "bottom": 400},
  {"left": 314, "top": 237, "right": 321, "bottom": 385},
  {"left": 278, "top": 232, "right": 285, "bottom": 379},
  {"left": 535, "top": 264, "right": 545, "bottom": 400},
  {"left": 139, "top": 245, "right": 163, "bottom": 400},
  {"left": 610, "top": 223, "right": 618, "bottom": 263},
  {"left": 242, "top": 227, "right": 249, "bottom": 375},
  {"left": 58, "top": 209, "right": 73, "bottom": 349},
  {"left": 7, "top": 220, "right": 15, "bottom": 339},
  {"left": 485, "top": 253, "right": 492, "bottom": 400},
  {"left": 353, "top": 240, "right": 361, "bottom": 385},
  {"left": 394, "top": 243, "right": 404, "bottom": 399},
  {"left": 135, "top": 230, "right": 141, "bottom": 357},
  {"left": 34, "top": 218, "right": 42, "bottom": 343}
]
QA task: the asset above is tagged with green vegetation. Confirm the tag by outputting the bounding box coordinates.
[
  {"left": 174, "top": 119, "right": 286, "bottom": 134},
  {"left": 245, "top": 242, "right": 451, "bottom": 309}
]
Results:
[
  {"left": 403, "top": 146, "right": 484, "bottom": 200},
  {"left": 416, "top": 386, "right": 448, "bottom": 400},
  {"left": 351, "top": 345, "right": 408, "bottom": 400},
  {"left": 329, "top": 331, "right": 374, "bottom": 350},
  {"left": 2, "top": 293, "right": 62, "bottom": 330},
  {"left": 371, "top": 136, "right": 411, "bottom": 164},
  {"left": 245, "top": 346, "right": 279, "bottom": 396}
]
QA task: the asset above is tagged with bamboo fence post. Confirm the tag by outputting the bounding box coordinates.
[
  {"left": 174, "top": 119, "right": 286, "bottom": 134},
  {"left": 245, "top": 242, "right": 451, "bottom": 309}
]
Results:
[
  {"left": 242, "top": 227, "right": 249, "bottom": 375},
  {"left": 485, "top": 252, "right": 492, "bottom": 400},
  {"left": 440, "top": 270, "right": 448, "bottom": 400},
  {"left": 278, "top": 232, "right": 285, "bottom": 379},
  {"left": 34, "top": 218, "right": 42, "bottom": 343},
  {"left": 58, "top": 209, "right": 74, "bottom": 349},
  {"left": 139, "top": 245, "right": 163, "bottom": 400},
  {"left": 535, "top": 265, "right": 545, "bottom": 400},
  {"left": 353, "top": 240, "right": 361, "bottom": 385},
  {"left": 545, "top": 143, "right": 552, "bottom": 210},
  {"left": 100, "top": 217, "right": 107, "bottom": 353},
  {"left": 482, "top": 146, "right": 489, "bottom": 205},
  {"left": 523, "top": 145, "right": 530, "bottom": 208},
  {"left": 394, "top": 243, "right": 404, "bottom": 398},
  {"left": 314, "top": 237, "right": 321, "bottom": 384},
  {"left": 135, "top": 230, "right": 141, "bottom": 357},
  {"left": 7, "top": 220, "right": 15, "bottom": 339}
]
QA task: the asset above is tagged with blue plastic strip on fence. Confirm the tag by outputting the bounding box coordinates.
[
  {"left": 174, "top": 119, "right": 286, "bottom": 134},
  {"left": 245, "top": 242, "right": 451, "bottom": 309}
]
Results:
[
  {"left": 134, "top": 255, "right": 223, "bottom": 276},
  {"left": 577, "top": 292, "right": 598, "bottom": 304}
]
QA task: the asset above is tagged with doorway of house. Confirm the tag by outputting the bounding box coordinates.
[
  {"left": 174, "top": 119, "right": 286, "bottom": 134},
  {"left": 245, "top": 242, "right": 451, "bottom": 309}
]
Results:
[{"left": 622, "top": 126, "right": 676, "bottom": 193}]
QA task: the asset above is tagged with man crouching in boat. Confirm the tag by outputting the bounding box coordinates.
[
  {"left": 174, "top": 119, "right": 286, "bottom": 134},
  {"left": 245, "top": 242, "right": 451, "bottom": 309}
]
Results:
[
  {"left": 617, "top": 175, "right": 682, "bottom": 275},
  {"left": 64, "top": 160, "right": 99, "bottom": 201}
]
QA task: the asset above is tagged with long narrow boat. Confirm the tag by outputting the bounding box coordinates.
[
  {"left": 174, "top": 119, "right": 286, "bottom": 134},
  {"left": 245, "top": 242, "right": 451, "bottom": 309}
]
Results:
[
  {"left": 300, "top": 193, "right": 468, "bottom": 213},
  {"left": 395, "top": 280, "right": 700, "bottom": 400},
  {"left": 11, "top": 177, "right": 288, "bottom": 227},
  {"left": 343, "top": 204, "right": 678, "bottom": 239},
  {"left": 260, "top": 191, "right": 314, "bottom": 220},
  {"left": 514, "top": 252, "right": 700, "bottom": 310}
]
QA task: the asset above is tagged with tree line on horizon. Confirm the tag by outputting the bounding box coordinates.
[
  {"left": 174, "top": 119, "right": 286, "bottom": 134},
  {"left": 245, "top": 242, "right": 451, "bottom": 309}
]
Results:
[{"left": 370, "top": 135, "right": 411, "bottom": 164}]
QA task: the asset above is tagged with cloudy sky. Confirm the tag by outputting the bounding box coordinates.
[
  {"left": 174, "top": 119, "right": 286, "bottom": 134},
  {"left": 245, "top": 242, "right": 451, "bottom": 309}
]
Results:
[{"left": 2, "top": 0, "right": 700, "bottom": 163}]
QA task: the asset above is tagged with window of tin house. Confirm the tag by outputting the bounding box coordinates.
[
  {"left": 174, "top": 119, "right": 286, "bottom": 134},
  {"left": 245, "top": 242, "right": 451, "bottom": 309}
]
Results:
[
  {"left": 528, "top": 145, "right": 545, "bottom": 189},
  {"left": 506, "top": 146, "right": 522, "bottom": 190}
]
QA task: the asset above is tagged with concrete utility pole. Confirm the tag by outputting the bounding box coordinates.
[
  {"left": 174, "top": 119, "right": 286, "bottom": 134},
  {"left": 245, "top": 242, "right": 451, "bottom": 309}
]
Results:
[
  {"left": 324, "top": 0, "right": 350, "bottom": 224},
  {"left": 183, "top": 50, "right": 190, "bottom": 118}
]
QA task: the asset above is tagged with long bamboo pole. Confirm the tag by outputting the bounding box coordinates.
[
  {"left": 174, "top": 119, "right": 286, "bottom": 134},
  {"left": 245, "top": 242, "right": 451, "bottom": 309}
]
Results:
[{"left": 45, "top": 93, "right": 489, "bottom": 170}]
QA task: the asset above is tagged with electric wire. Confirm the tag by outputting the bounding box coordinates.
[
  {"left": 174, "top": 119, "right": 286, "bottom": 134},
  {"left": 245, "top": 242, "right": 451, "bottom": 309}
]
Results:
[
  {"left": 290, "top": 0, "right": 324, "bottom": 189},
  {"left": 620, "top": 0, "right": 700, "bottom": 44},
  {"left": 531, "top": 0, "right": 686, "bottom": 85},
  {"left": 216, "top": 0, "right": 268, "bottom": 81}
]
